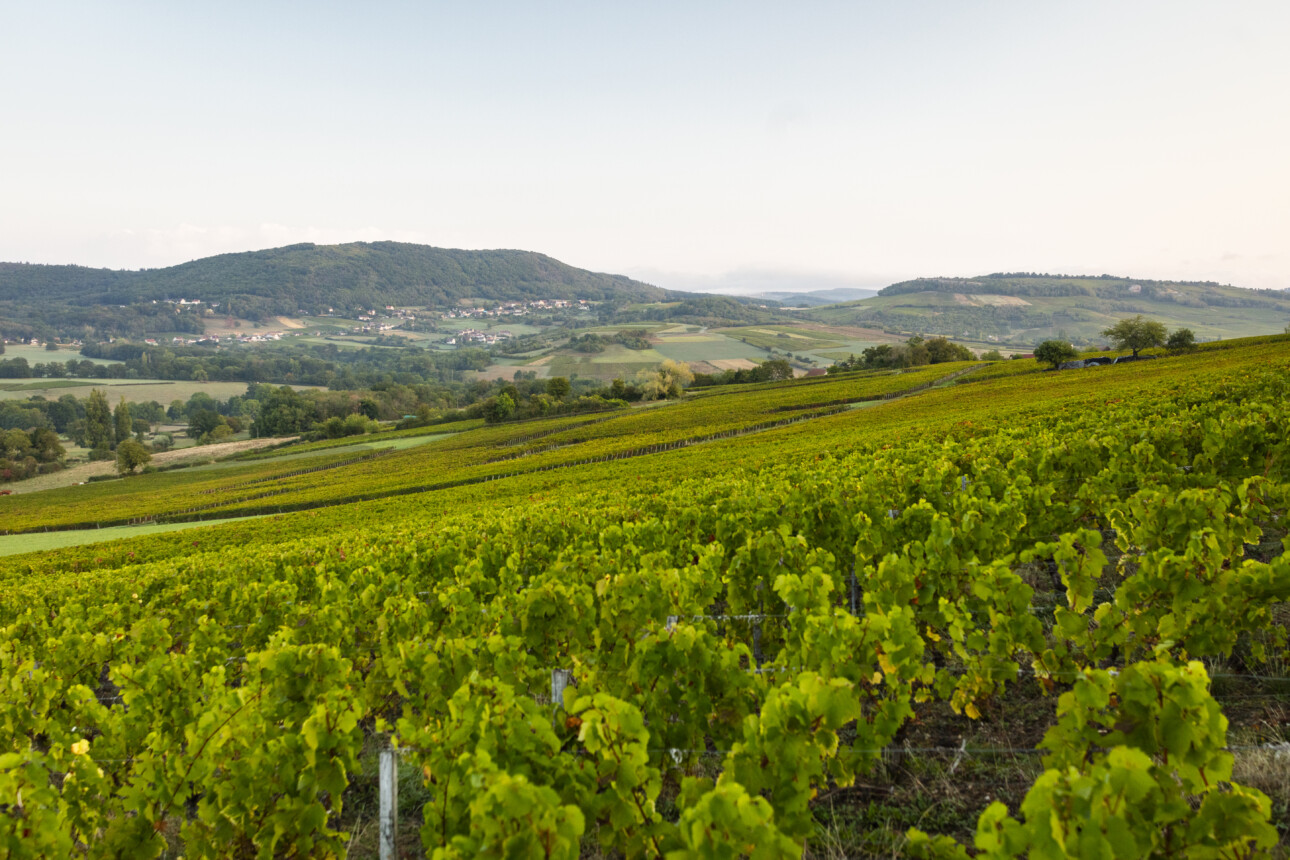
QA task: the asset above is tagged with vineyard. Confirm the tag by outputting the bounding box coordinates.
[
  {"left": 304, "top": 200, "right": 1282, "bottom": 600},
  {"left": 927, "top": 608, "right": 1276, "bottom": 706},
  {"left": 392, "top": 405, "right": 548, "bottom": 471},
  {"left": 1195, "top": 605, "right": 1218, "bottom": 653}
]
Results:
[
  {"left": 2, "top": 338, "right": 1290, "bottom": 858},
  {"left": 0, "top": 363, "right": 972, "bottom": 533}
]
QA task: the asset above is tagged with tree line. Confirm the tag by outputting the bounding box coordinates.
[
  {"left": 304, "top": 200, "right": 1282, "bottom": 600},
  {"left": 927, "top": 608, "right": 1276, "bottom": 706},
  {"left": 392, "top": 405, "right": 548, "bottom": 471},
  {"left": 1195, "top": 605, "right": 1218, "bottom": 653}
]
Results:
[
  {"left": 0, "top": 341, "right": 494, "bottom": 391},
  {"left": 825, "top": 336, "right": 975, "bottom": 374},
  {"left": 0, "top": 426, "right": 64, "bottom": 482},
  {"left": 1033, "top": 316, "right": 1197, "bottom": 368},
  {"left": 690, "top": 359, "right": 795, "bottom": 387}
]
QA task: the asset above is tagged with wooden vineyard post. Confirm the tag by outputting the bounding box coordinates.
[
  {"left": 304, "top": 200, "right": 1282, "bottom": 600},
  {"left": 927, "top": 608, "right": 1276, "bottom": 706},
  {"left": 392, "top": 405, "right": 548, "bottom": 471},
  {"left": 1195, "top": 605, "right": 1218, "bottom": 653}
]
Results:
[
  {"left": 379, "top": 744, "right": 398, "bottom": 860},
  {"left": 551, "top": 667, "right": 572, "bottom": 712},
  {"left": 850, "top": 560, "right": 858, "bottom": 616}
]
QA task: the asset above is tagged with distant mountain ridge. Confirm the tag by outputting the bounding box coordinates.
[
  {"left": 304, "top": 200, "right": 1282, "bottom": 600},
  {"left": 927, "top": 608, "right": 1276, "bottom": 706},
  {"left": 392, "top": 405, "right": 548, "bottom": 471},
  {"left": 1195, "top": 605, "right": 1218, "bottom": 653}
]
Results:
[
  {"left": 0, "top": 241, "right": 676, "bottom": 339},
  {"left": 752, "top": 287, "right": 879, "bottom": 306},
  {"left": 803, "top": 273, "right": 1290, "bottom": 345}
]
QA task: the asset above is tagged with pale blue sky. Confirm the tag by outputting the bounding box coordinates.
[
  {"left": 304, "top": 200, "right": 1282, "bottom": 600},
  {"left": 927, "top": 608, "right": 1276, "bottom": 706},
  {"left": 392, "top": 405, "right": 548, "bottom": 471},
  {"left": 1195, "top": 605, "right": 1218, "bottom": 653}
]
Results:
[{"left": 2, "top": 2, "right": 1287, "bottom": 291}]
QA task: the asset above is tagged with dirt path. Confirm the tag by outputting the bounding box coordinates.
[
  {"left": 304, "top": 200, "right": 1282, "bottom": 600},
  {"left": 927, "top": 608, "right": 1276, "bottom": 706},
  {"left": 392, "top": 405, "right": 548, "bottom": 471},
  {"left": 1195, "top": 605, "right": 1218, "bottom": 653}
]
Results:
[{"left": 6, "top": 437, "right": 297, "bottom": 495}]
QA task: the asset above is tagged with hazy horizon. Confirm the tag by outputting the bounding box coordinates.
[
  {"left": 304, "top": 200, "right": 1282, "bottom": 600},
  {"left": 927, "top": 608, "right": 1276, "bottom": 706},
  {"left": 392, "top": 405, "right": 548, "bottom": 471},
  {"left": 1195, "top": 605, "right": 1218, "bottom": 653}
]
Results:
[
  {"left": 3, "top": 2, "right": 1287, "bottom": 292},
  {"left": 4, "top": 240, "right": 1274, "bottom": 300}
]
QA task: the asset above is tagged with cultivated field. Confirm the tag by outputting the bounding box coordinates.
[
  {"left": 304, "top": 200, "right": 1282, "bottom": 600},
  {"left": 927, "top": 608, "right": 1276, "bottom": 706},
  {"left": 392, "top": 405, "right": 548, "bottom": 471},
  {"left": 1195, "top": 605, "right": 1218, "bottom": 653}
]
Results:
[
  {"left": 0, "top": 377, "right": 321, "bottom": 403},
  {"left": 0, "top": 343, "right": 118, "bottom": 366},
  {"left": 0, "top": 436, "right": 294, "bottom": 495}
]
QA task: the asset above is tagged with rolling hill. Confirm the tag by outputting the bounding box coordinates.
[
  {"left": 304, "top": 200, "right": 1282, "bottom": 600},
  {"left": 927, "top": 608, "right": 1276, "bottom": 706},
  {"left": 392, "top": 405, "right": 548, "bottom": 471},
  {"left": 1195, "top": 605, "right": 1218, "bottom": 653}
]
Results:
[
  {"left": 0, "top": 242, "right": 676, "bottom": 339},
  {"left": 801, "top": 273, "right": 1290, "bottom": 345}
]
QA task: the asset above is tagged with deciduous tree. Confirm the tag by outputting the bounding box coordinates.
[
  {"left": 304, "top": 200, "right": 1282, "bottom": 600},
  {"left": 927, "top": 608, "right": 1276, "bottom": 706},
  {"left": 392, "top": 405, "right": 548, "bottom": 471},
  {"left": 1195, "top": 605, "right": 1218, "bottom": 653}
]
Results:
[
  {"left": 482, "top": 392, "right": 516, "bottom": 423},
  {"left": 925, "top": 337, "right": 973, "bottom": 363},
  {"left": 636, "top": 360, "right": 693, "bottom": 400},
  {"left": 546, "top": 377, "right": 571, "bottom": 399},
  {"left": 1102, "top": 315, "right": 1166, "bottom": 357},
  {"left": 1034, "top": 340, "right": 1077, "bottom": 369},
  {"left": 115, "top": 439, "right": 151, "bottom": 475},
  {"left": 1166, "top": 328, "right": 1196, "bottom": 352}
]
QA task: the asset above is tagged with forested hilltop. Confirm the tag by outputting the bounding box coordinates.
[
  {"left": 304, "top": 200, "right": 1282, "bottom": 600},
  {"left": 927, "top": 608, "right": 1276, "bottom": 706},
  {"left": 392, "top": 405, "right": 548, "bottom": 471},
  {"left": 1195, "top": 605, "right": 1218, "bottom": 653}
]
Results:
[
  {"left": 0, "top": 242, "right": 676, "bottom": 338},
  {"left": 804, "top": 272, "right": 1290, "bottom": 344}
]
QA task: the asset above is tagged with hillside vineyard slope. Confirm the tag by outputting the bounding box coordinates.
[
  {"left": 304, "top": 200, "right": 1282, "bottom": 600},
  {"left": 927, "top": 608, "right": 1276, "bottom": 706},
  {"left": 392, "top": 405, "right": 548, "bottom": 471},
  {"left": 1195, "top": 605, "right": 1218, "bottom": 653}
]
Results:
[{"left": 2, "top": 337, "right": 1288, "bottom": 855}]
